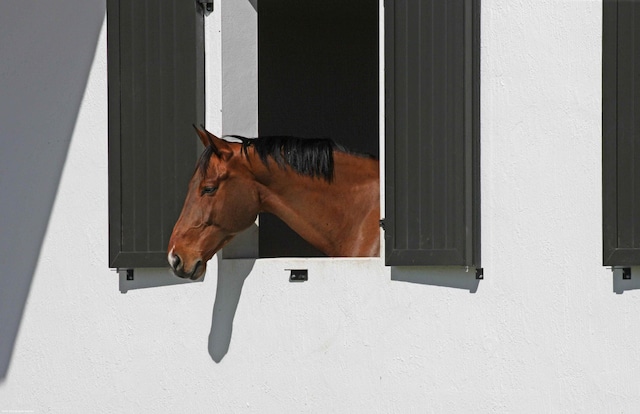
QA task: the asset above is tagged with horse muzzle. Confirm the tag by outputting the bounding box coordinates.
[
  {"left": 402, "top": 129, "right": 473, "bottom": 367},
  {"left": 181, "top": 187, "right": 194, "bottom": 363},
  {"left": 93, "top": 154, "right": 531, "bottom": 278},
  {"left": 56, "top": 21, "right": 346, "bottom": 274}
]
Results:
[{"left": 168, "top": 248, "right": 206, "bottom": 280}]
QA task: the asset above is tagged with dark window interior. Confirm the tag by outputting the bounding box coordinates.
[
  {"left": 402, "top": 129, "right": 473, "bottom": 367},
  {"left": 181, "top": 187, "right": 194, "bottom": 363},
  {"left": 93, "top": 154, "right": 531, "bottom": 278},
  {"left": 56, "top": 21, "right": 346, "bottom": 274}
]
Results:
[{"left": 258, "top": 0, "right": 379, "bottom": 257}]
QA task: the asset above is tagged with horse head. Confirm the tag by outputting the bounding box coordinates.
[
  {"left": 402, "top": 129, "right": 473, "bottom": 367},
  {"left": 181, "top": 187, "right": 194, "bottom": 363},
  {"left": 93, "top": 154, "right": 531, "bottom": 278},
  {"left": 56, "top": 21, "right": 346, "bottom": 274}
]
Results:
[{"left": 168, "top": 126, "right": 260, "bottom": 280}]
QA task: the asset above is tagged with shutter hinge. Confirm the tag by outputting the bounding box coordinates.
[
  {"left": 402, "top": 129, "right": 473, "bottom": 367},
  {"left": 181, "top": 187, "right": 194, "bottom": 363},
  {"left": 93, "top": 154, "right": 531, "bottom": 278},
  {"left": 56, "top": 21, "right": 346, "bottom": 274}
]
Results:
[
  {"left": 197, "top": 0, "right": 214, "bottom": 15},
  {"left": 379, "top": 218, "right": 386, "bottom": 230},
  {"left": 608, "top": 267, "right": 632, "bottom": 279}
]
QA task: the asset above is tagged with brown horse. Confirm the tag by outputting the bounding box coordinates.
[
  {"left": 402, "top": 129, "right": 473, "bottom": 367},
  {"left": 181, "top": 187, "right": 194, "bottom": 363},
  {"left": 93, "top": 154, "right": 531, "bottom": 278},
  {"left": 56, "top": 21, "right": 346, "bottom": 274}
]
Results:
[{"left": 168, "top": 126, "right": 379, "bottom": 280}]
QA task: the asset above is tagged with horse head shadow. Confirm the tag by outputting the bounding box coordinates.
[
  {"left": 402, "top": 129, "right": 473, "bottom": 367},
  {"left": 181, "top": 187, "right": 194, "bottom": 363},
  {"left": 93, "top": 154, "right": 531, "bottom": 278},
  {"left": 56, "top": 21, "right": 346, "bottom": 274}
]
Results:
[
  {"left": 208, "top": 224, "right": 258, "bottom": 362},
  {"left": 208, "top": 257, "right": 255, "bottom": 362}
]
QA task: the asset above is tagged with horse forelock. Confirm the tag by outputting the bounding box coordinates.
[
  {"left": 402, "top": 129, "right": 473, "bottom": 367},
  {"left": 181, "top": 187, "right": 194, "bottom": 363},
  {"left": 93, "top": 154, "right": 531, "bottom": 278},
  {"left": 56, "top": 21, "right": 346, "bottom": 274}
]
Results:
[{"left": 196, "top": 145, "right": 216, "bottom": 177}]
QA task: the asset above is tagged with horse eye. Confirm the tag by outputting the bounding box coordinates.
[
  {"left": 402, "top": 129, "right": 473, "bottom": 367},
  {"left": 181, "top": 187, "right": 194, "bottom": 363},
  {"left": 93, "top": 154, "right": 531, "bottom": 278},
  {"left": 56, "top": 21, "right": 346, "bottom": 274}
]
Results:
[{"left": 202, "top": 186, "right": 218, "bottom": 195}]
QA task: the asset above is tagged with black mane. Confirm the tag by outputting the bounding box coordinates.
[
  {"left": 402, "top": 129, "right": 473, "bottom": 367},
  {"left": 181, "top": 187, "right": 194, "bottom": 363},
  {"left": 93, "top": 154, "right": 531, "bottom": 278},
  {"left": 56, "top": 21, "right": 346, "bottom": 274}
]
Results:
[
  {"left": 199, "top": 135, "right": 351, "bottom": 182},
  {"left": 244, "top": 135, "right": 340, "bottom": 182}
]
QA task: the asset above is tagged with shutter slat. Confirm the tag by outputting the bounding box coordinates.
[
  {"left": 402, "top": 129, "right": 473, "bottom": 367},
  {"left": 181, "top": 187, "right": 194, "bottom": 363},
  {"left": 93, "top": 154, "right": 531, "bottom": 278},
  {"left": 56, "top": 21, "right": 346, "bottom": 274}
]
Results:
[
  {"left": 603, "top": 0, "right": 618, "bottom": 264},
  {"left": 406, "top": 0, "right": 422, "bottom": 250},
  {"left": 431, "top": 0, "right": 448, "bottom": 251},
  {"left": 418, "top": 0, "right": 434, "bottom": 251},
  {"left": 617, "top": 1, "right": 635, "bottom": 249},
  {"left": 633, "top": 2, "right": 640, "bottom": 249}
]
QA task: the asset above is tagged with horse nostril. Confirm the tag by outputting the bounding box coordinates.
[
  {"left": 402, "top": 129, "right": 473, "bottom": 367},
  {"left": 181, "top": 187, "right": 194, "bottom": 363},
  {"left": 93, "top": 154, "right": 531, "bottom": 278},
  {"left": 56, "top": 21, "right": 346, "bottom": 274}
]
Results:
[
  {"left": 191, "top": 260, "right": 203, "bottom": 279},
  {"left": 171, "top": 254, "right": 182, "bottom": 271}
]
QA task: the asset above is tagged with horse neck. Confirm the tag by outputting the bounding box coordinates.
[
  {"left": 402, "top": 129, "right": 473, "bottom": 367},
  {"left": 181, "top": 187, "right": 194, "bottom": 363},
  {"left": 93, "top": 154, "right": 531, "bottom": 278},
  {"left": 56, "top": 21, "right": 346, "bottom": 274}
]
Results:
[{"left": 248, "top": 151, "right": 380, "bottom": 256}]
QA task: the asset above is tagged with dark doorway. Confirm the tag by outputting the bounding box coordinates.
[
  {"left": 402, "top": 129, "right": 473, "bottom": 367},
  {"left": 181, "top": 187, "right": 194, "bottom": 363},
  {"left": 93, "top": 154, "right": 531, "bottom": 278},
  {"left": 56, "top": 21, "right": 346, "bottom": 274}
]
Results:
[{"left": 258, "top": 0, "right": 379, "bottom": 257}]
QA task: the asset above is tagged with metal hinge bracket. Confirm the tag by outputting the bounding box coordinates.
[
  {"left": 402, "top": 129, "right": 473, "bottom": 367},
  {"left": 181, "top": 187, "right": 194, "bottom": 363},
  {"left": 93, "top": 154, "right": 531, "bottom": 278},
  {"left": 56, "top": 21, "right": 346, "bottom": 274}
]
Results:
[
  {"left": 608, "top": 266, "right": 632, "bottom": 280},
  {"left": 197, "top": 0, "right": 213, "bottom": 15},
  {"left": 287, "top": 269, "right": 308, "bottom": 282}
]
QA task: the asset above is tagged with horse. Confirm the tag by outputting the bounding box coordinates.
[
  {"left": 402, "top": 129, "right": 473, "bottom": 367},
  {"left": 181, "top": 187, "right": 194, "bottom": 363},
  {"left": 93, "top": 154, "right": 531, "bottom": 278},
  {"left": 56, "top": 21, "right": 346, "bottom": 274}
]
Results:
[{"left": 168, "top": 126, "right": 380, "bottom": 280}]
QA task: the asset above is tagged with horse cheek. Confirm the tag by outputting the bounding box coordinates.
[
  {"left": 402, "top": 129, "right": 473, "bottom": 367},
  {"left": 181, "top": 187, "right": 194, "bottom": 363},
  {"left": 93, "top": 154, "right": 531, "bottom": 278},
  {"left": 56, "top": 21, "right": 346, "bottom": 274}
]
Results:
[{"left": 227, "top": 191, "right": 259, "bottom": 232}]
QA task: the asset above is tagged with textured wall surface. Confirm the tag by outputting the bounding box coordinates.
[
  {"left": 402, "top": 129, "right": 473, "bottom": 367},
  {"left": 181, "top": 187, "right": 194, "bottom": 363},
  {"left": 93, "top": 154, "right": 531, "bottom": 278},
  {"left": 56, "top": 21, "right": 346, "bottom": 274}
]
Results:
[{"left": 2, "top": 0, "right": 640, "bottom": 412}]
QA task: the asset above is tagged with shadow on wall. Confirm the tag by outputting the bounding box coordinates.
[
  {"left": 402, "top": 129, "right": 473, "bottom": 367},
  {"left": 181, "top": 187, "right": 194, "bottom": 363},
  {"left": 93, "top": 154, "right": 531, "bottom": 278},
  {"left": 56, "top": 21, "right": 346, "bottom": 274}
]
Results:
[
  {"left": 206, "top": 223, "right": 257, "bottom": 362},
  {"left": 118, "top": 268, "right": 201, "bottom": 293},
  {"left": 206, "top": 260, "right": 479, "bottom": 362},
  {"left": 208, "top": 257, "right": 255, "bottom": 362},
  {"left": 612, "top": 267, "right": 640, "bottom": 294},
  {"left": 391, "top": 267, "right": 481, "bottom": 293},
  {"left": 0, "top": 0, "right": 105, "bottom": 381}
]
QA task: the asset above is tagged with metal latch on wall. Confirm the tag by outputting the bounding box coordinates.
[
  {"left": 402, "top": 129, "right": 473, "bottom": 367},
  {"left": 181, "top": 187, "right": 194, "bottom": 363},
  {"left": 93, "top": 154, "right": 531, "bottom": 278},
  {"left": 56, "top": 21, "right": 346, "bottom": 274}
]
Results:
[
  {"left": 197, "top": 0, "right": 213, "bottom": 14},
  {"left": 608, "top": 267, "right": 632, "bottom": 280},
  {"left": 287, "top": 269, "right": 308, "bottom": 282}
]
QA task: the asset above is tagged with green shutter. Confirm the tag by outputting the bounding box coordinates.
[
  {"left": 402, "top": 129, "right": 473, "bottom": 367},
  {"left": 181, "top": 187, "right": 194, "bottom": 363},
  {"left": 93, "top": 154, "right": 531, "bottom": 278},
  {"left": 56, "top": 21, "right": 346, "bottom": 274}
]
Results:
[
  {"left": 108, "top": 0, "right": 204, "bottom": 268},
  {"left": 384, "top": 0, "right": 480, "bottom": 266},
  {"left": 603, "top": 0, "right": 640, "bottom": 265}
]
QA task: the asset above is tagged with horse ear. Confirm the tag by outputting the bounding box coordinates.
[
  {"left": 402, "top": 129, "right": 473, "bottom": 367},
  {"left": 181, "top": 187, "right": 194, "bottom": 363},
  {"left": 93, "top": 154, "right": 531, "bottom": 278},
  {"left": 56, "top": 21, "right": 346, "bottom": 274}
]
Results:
[
  {"left": 205, "top": 129, "right": 233, "bottom": 161},
  {"left": 192, "top": 125, "right": 233, "bottom": 160},
  {"left": 193, "top": 125, "right": 212, "bottom": 148}
]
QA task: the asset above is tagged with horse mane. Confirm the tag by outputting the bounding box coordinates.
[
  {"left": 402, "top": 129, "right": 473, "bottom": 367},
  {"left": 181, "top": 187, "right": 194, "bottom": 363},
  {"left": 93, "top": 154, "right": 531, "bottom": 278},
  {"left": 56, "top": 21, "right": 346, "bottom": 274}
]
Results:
[
  {"left": 197, "top": 134, "right": 376, "bottom": 182},
  {"left": 199, "top": 135, "right": 355, "bottom": 182},
  {"left": 244, "top": 135, "right": 342, "bottom": 182}
]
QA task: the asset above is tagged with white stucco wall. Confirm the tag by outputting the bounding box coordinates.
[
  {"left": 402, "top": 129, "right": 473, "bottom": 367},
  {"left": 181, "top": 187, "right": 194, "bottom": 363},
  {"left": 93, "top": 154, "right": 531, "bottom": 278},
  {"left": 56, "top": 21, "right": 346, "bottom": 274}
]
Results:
[{"left": 2, "top": 0, "right": 640, "bottom": 412}]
